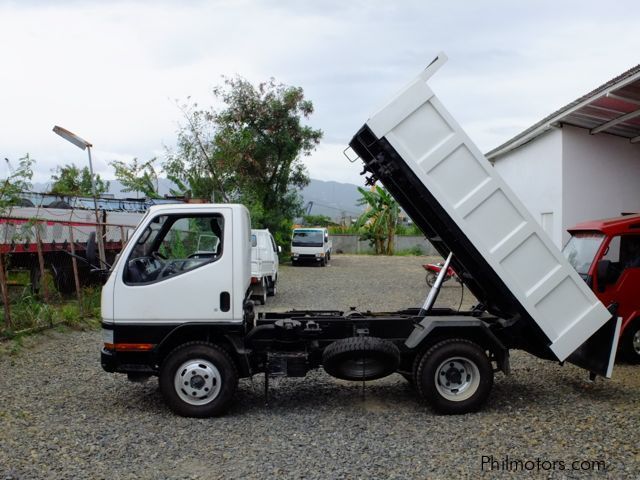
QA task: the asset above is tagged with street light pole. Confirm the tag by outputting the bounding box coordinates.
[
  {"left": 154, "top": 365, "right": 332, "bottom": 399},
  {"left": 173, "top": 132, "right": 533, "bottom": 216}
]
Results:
[{"left": 52, "top": 125, "right": 106, "bottom": 267}]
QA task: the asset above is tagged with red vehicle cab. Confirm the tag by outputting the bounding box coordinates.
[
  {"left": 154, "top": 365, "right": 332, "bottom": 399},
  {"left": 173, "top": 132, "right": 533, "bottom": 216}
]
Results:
[{"left": 563, "top": 213, "right": 640, "bottom": 363}]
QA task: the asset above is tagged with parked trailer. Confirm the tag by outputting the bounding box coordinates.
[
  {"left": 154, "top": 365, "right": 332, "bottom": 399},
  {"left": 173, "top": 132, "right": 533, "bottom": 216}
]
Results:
[
  {"left": 100, "top": 55, "right": 619, "bottom": 418},
  {"left": 0, "top": 206, "right": 144, "bottom": 293}
]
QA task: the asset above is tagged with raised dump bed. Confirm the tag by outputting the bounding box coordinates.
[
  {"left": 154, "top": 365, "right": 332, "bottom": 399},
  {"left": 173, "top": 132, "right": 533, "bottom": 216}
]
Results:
[{"left": 349, "top": 53, "right": 619, "bottom": 375}]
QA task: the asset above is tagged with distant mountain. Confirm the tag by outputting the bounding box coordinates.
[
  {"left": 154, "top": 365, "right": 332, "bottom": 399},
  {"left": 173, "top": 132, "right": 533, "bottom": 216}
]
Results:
[
  {"left": 299, "top": 179, "right": 364, "bottom": 220},
  {"left": 30, "top": 177, "right": 365, "bottom": 221}
]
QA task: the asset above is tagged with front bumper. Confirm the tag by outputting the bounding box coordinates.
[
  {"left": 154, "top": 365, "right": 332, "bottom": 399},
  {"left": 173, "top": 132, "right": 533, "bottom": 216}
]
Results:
[
  {"left": 101, "top": 347, "right": 157, "bottom": 375},
  {"left": 101, "top": 347, "right": 117, "bottom": 372},
  {"left": 291, "top": 254, "right": 324, "bottom": 262}
]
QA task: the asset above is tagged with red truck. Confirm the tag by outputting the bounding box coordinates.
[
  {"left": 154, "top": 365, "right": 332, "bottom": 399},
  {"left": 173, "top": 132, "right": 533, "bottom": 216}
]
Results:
[{"left": 563, "top": 213, "right": 640, "bottom": 363}]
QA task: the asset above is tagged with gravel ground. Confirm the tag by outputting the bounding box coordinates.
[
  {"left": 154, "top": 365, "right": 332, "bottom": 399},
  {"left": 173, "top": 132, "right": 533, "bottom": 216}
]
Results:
[{"left": 1, "top": 254, "right": 639, "bottom": 479}]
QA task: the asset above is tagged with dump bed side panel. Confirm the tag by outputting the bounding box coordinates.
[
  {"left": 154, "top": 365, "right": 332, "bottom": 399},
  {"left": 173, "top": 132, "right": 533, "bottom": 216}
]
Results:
[{"left": 349, "top": 55, "right": 610, "bottom": 361}]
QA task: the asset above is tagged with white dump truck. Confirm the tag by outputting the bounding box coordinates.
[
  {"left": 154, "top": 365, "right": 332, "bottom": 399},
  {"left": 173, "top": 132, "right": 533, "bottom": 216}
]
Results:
[
  {"left": 100, "top": 54, "right": 619, "bottom": 418},
  {"left": 250, "top": 229, "right": 280, "bottom": 305}
]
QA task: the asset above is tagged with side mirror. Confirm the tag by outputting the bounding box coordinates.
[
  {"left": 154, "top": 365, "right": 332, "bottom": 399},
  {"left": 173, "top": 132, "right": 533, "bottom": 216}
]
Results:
[
  {"left": 596, "top": 259, "right": 611, "bottom": 292},
  {"left": 278, "top": 245, "right": 282, "bottom": 253}
]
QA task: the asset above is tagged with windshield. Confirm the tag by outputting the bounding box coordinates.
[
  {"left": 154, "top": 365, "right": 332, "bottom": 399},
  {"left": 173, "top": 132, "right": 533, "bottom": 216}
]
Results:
[
  {"left": 292, "top": 230, "right": 324, "bottom": 247},
  {"left": 562, "top": 232, "right": 605, "bottom": 275}
]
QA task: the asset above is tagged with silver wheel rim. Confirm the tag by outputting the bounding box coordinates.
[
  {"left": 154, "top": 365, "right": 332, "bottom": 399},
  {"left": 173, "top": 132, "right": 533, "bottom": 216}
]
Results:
[
  {"left": 174, "top": 359, "right": 222, "bottom": 406},
  {"left": 633, "top": 329, "right": 640, "bottom": 355},
  {"left": 434, "top": 356, "right": 481, "bottom": 402}
]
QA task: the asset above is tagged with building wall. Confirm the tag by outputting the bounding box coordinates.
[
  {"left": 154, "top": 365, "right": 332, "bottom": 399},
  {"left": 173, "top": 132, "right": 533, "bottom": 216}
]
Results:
[
  {"left": 562, "top": 125, "right": 640, "bottom": 243},
  {"left": 492, "top": 128, "right": 564, "bottom": 246}
]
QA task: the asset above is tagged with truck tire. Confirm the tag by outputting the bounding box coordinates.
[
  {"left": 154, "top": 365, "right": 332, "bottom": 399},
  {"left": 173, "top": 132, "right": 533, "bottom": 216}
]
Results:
[
  {"left": 415, "top": 338, "right": 493, "bottom": 414},
  {"left": 400, "top": 372, "right": 415, "bottom": 388},
  {"left": 30, "top": 264, "right": 41, "bottom": 295},
  {"left": 52, "top": 263, "right": 75, "bottom": 295},
  {"left": 322, "top": 337, "right": 400, "bottom": 381},
  {"left": 258, "top": 278, "right": 267, "bottom": 305},
  {"left": 159, "top": 342, "right": 238, "bottom": 418},
  {"left": 267, "top": 277, "right": 277, "bottom": 297},
  {"left": 620, "top": 320, "right": 640, "bottom": 364}
]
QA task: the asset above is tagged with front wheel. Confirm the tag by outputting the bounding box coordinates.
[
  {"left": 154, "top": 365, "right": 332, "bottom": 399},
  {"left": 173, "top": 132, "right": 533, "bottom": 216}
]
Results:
[
  {"left": 159, "top": 342, "right": 238, "bottom": 417},
  {"left": 415, "top": 339, "right": 493, "bottom": 414},
  {"left": 620, "top": 320, "right": 640, "bottom": 364}
]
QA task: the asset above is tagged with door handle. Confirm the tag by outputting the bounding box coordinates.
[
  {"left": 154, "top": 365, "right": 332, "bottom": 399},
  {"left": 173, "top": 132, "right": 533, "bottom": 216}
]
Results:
[{"left": 220, "top": 291, "right": 230, "bottom": 312}]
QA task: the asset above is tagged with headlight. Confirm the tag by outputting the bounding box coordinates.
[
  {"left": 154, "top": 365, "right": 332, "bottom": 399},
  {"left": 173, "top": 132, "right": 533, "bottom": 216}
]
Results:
[{"left": 315, "top": 253, "right": 325, "bottom": 257}]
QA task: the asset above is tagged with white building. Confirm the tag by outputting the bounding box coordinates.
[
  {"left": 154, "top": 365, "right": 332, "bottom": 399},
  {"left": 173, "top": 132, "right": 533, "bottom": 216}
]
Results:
[{"left": 489, "top": 65, "right": 640, "bottom": 248}]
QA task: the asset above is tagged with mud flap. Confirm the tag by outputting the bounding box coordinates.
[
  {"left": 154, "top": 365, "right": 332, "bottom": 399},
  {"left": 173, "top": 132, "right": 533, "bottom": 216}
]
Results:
[{"left": 566, "top": 315, "right": 621, "bottom": 378}]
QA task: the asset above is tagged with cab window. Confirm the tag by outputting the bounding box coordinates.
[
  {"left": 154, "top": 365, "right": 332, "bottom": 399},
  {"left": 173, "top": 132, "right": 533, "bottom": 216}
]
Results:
[
  {"left": 124, "top": 213, "right": 224, "bottom": 285},
  {"left": 600, "top": 234, "right": 640, "bottom": 286}
]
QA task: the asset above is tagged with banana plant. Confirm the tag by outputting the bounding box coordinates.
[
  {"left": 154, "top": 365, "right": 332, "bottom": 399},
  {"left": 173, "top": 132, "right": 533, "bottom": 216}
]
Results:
[{"left": 355, "top": 185, "right": 399, "bottom": 255}]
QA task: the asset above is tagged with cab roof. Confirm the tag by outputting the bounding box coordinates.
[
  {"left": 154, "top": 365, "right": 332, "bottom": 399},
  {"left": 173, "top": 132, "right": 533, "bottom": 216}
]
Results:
[{"left": 568, "top": 213, "right": 640, "bottom": 235}]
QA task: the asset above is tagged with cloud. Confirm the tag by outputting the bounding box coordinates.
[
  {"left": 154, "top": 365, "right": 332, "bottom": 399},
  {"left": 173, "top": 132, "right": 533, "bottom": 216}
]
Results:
[{"left": 1, "top": 0, "right": 639, "bottom": 187}]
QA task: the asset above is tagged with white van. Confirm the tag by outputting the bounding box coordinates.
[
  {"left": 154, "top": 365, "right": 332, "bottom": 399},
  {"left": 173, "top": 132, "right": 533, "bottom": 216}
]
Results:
[
  {"left": 291, "top": 227, "right": 332, "bottom": 266},
  {"left": 250, "top": 229, "right": 280, "bottom": 304}
]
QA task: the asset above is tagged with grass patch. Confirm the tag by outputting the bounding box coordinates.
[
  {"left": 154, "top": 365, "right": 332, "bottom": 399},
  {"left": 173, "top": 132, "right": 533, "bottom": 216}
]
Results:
[{"left": 0, "top": 286, "right": 101, "bottom": 343}]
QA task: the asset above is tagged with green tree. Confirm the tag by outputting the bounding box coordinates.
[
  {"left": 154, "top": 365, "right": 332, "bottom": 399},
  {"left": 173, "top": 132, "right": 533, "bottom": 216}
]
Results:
[
  {"left": 165, "top": 77, "right": 323, "bottom": 244},
  {"left": 50, "top": 163, "right": 109, "bottom": 197},
  {"left": 0, "top": 154, "right": 35, "bottom": 213},
  {"left": 355, "top": 185, "right": 400, "bottom": 255},
  {"left": 111, "top": 157, "right": 161, "bottom": 199}
]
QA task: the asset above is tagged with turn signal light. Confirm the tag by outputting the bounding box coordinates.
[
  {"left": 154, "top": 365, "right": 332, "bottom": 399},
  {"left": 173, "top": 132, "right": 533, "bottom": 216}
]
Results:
[{"left": 104, "top": 343, "right": 154, "bottom": 352}]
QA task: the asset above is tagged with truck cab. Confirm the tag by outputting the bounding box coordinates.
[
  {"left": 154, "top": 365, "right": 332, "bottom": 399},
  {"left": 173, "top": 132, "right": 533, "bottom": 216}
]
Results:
[
  {"left": 291, "top": 227, "right": 332, "bottom": 266},
  {"left": 101, "top": 203, "right": 252, "bottom": 351},
  {"left": 563, "top": 214, "right": 640, "bottom": 362}
]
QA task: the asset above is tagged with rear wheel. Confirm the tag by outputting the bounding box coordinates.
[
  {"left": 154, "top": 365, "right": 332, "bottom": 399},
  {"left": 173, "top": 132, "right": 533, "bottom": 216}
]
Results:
[
  {"left": 426, "top": 273, "right": 436, "bottom": 287},
  {"left": 267, "top": 277, "right": 277, "bottom": 297},
  {"left": 415, "top": 339, "right": 493, "bottom": 414},
  {"left": 159, "top": 342, "right": 238, "bottom": 417},
  {"left": 620, "top": 320, "right": 640, "bottom": 364},
  {"left": 257, "top": 278, "right": 267, "bottom": 305}
]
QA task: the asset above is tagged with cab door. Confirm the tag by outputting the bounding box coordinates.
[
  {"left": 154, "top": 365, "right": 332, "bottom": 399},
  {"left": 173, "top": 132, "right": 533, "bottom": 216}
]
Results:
[
  {"left": 595, "top": 234, "right": 640, "bottom": 331},
  {"left": 113, "top": 208, "right": 235, "bottom": 324}
]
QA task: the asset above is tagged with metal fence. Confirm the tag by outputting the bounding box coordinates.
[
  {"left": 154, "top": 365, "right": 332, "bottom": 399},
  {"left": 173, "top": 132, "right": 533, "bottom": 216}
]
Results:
[{"left": 0, "top": 218, "right": 128, "bottom": 334}]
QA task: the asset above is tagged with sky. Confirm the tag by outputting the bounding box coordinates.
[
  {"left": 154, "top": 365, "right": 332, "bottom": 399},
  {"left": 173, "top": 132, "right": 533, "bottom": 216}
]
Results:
[{"left": 1, "top": 0, "right": 639, "bottom": 187}]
